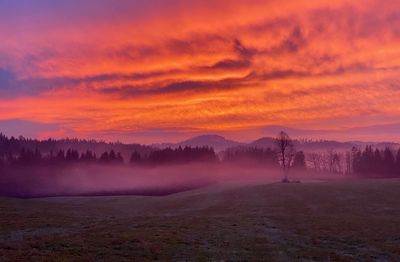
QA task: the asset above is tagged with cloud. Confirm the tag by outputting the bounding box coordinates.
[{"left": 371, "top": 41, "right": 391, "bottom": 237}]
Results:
[
  {"left": 279, "top": 26, "right": 307, "bottom": 53},
  {"left": 200, "top": 59, "right": 251, "bottom": 71},
  {"left": 100, "top": 73, "right": 252, "bottom": 97},
  {"left": 0, "top": 68, "right": 15, "bottom": 88},
  {"left": 1, "top": 0, "right": 400, "bottom": 142}
]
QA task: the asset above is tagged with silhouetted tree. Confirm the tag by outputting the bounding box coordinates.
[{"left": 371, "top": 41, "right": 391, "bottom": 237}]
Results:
[
  {"left": 146, "top": 146, "right": 217, "bottom": 165},
  {"left": 345, "top": 151, "right": 352, "bottom": 175},
  {"left": 116, "top": 152, "right": 124, "bottom": 163},
  {"left": 382, "top": 147, "right": 395, "bottom": 175},
  {"left": 396, "top": 149, "right": 400, "bottom": 176},
  {"left": 373, "top": 149, "right": 383, "bottom": 174},
  {"left": 327, "top": 150, "right": 342, "bottom": 174},
  {"left": 292, "top": 151, "right": 306, "bottom": 170},
  {"left": 17, "top": 148, "right": 42, "bottom": 166},
  {"left": 99, "top": 151, "right": 110, "bottom": 163},
  {"left": 109, "top": 150, "right": 117, "bottom": 162},
  {"left": 97, "top": 150, "right": 124, "bottom": 164},
  {"left": 222, "top": 147, "right": 277, "bottom": 166},
  {"left": 130, "top": 152, "right": 142, "bottom": 165},
  {"left": 56, "top": 150, "right": 66, "bottom": 163},
  {"left": 66, "top": 149, "right": 79, "bottom": 162},
  {"left": 308, "top": 152, "right": 323, "bottom": 172},
  {"left": 352, "top": 147, "right": 362, "bottom": 174},
  {"left": 0, "top": 132, "right": 151, "bottom": 163},
  {"left": 80, "top": 150, "right": 97, "bottom": 163},
  {"left": 351, "top": 146, "right": 399, "bottom": 177},
  {"left": 274, "top": 131, "right": 295, "bottom": 182}
]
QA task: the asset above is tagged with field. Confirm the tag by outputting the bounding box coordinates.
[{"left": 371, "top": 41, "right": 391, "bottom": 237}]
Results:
[{"left": 1, "top": 178, "right": 400, "bottom": 261}]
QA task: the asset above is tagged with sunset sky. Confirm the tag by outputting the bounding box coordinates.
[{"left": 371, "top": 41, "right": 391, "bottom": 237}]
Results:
[{"left": 1, "top": 0, "right": 400, "bottom": 143}]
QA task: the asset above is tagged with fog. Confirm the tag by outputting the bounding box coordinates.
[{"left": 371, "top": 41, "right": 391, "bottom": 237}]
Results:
[{"left": 0, "top": 164, "right": 347, "bottom": 198}]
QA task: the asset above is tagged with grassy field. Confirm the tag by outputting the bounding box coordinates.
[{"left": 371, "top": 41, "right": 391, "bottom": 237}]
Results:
[{"left": 1, "top": 178, "right": 400, "bottom": 261}]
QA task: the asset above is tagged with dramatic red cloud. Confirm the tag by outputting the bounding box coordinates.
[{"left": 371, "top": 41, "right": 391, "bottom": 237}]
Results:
[{"left": 0, "top": 0, "right": 400, "bottom": 143}]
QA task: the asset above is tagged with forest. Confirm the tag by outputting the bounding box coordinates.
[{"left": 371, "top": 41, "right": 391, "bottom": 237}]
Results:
[{"left": 1, "top": 133, "right": 400, "bottom": 177}]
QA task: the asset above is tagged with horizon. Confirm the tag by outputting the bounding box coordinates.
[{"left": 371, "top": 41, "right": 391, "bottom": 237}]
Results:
[
  {"left": 1, "top": 130, "right": 399, "bottom": 146},
  {"left": 1, "top": 1, "right": 400, "bottom": 143}
]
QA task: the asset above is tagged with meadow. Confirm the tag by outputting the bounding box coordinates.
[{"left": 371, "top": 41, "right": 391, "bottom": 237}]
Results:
[{"left": 1, "top": 177, "right": 400, "bottom": 261}]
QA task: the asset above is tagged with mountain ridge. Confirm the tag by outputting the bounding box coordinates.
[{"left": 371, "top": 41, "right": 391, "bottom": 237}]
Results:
[{"left": 152, "top": 134, "right": 400, "bottom": 152}]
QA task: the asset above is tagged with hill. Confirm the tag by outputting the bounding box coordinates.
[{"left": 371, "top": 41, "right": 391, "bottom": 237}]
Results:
[
  {"left": 153, "top": 134, "right": 400, "bottom": 153},
  {"left": 153, "top": 135, "right": 243, "bottom": 152}
]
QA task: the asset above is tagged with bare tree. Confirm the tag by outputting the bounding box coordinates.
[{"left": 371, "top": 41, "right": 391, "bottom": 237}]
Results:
[
  {"left": 308, "top": 152, "right": 322, "bottom": 172},
  {"left": 327, "top": 149, "right": 335, "bottom": 173},
  {"left": 345, "top": 151, "right": 352, "bottom": 174},
  {"left": 332, "top": 153, "right": 342, "bottom": 174},
  {"left": 307, "top": 151, "right": 343, "bottom": 174},
  {"left": 321, "top": 150, "right": 342, "bottom": 174},
  {"left": 275, "top": 131, "right": 295, "bottom": 182}
]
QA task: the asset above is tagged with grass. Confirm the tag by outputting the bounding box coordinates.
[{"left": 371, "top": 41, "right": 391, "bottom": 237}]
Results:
[{"left": 1, "top": 179, "right": 400, "bottom": 261}]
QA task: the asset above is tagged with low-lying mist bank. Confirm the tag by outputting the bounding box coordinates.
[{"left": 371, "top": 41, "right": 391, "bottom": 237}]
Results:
[
  {"left": 0, "top": 164, "right": 212, "bottom": 198},
  {"left": 0, "top": 163, "right": 349, "bottom": 198}
]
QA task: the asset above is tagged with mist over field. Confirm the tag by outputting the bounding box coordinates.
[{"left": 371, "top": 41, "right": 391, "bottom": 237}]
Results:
[
  {"left": 1, "top": 132, "right": 399, "bottom": 198},
  {"left": 1, "top": 161, "right": 352, "bottom": 198},
  {"left": 0, "top": 164, "right": 282, "bottom": 198}
]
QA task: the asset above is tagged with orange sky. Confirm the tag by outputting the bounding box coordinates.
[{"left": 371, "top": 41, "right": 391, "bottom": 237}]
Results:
[{"left": 0, "top": 0, "right": 400, "bottom": 143}]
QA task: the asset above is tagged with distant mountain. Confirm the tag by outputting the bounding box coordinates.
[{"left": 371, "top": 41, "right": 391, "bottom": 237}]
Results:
[
  {"left": 153, "top": 135, "right": 243, "bottom": 152},
  {"left": 260, "top": 124, "right": 400, "bottom": 145},
  {"left": 348, "top": 141, "right": 400, "bottom": 150},
  {"left": 251, "top": 138, "right": 400, "bottom": 152},
  {"left": 153, "top": 133, "right": 400, "bottom": 153},
  {"left": 179, "top": 135, "right": 242, "bottom": 150},
  {"left": 295, "top": 140, "right": 355, "bottom": 152},
  {"left": 249, "top": 137, "right": 355, "bottom": 152},
  {"left": 248, "top": 137, "right": 275, "bottom": 148},
  {"left": 260, "top": 125, "right": 331, "bottom": 137}
]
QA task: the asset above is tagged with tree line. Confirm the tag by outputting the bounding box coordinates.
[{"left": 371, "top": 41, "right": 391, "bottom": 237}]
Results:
[
  {"left": 1, "top": 132, "right": 400, "bottom": 177},
  {"left": 0, "top": 144, "right": 307, "bottom": 169},
  {"left": 0, "top": 146, "right": 219, "bottom": 168},
  {"left": 305, "top": 146, "right": 400, "bottom": 177},
  {"left": 0, "top": 133, "right": 152, "bottom": 162},
  {"left": 0, "top": 132, "right": 307, "bottom": 169},
  {"left": 351, "top": 146, "right": 400, "bottom": 176},
  {"left": 307, "top": 150, "right": 344, "bottom": 174},
  {"left": 223, "top": 146, "right": 306, "bottom": 170},
  {"left": 0, "top": 148, "right": 125, "bottom": 167}
]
